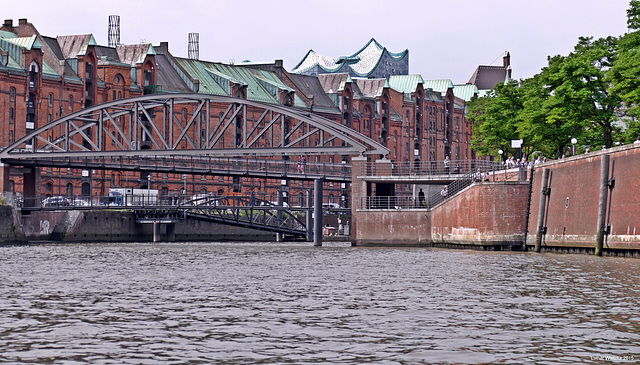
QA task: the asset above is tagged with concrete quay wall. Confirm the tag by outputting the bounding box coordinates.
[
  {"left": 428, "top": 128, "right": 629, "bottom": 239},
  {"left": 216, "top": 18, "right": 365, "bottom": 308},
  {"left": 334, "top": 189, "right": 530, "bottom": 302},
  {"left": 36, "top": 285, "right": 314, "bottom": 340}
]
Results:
[
  {"left": 0, "top": 208, "right": 276, "bottom": 243},
  {"left": 353, "top": 182, "right": 529, "bottom": 248}
]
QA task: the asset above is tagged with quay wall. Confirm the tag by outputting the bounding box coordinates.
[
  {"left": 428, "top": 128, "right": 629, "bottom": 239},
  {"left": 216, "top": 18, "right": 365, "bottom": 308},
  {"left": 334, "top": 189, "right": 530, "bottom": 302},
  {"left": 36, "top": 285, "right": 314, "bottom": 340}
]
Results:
[
  {"left": 430, "top": 182, "right": 529, "bottom": 249},
  {"left": 353, "top": 182, "right": 529, "bottom": 248},
  {"left": 1, "top": 209, "right": 276, "bottom": 243},
  {"left": 527, "top": 145, "right": 640, "bottom": 252}
]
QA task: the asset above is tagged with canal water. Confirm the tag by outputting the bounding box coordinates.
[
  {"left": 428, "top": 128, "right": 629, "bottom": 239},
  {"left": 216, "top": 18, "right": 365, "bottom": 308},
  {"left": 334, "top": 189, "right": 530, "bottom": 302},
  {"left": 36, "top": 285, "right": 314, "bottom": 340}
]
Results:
[{"left": 1, "top": 242, "right": 639, "bottom": 364}]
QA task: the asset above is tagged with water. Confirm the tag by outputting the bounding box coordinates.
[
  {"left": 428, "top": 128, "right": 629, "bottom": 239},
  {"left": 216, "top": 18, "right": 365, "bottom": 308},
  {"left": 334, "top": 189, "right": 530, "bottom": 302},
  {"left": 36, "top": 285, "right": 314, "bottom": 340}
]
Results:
[{"left": 1, "top": 242, "right": 639, "bottom": 364}]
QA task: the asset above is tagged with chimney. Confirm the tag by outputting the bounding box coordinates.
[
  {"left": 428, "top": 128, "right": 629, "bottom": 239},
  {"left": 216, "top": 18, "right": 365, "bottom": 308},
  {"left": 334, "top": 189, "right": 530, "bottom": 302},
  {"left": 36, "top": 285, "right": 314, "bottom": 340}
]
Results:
[
  {"left": 503, "top": 51, "right": 511, "bottom": 68},
  {"left": 108, "top": 15, "right": 120, "bottom": 47},
  {"left": 18, "top": 18, "right": 27, "bottom": 25},
  {"left": 3, "top": 19, "right": 13, "bottom": 29},
  {"left": 188, "top": 33, "right": 199, "bottom": 60}
]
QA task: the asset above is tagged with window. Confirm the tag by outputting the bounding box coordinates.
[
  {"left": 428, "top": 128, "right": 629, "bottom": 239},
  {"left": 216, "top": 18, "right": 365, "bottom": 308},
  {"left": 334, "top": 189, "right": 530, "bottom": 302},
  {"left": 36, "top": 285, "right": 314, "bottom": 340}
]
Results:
[
  {"left": 68, "top": 95, "right": 73, "bottom": 110},
  {"left": 45, "top": 182, "right": 53, "bottom": 193},
  {"left": 66, "top": 183, "right": 73, "bottom": 197},
  {"left": 9, "top": 87, "right": 15, "bottom": 102},
  {"left": 9, "top": 108, "right": 13, "bottom": 124},
  {"left": 9, "top": 130, "right": 13, "bottom": 144},
  {"left": 48, "top": 94, "right": 53, "bottom": 106}
]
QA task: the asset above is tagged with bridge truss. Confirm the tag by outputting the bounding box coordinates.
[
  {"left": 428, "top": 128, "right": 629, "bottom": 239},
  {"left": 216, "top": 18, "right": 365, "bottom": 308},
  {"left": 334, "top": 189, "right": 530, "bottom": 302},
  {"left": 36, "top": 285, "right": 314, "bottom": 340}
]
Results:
[{"left": 0, "top": 93, "right": 389, "bottom": 162}]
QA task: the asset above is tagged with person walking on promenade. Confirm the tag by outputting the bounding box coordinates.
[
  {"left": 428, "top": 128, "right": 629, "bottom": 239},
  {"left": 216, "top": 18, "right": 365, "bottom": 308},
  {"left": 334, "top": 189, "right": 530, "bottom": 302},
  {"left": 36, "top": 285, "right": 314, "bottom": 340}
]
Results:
[
  {"left": 444, "top": 156, "right": 450, "bottom": 175},
  {"left": 440, "top": 185, "right": 448, "bottom": 198}
]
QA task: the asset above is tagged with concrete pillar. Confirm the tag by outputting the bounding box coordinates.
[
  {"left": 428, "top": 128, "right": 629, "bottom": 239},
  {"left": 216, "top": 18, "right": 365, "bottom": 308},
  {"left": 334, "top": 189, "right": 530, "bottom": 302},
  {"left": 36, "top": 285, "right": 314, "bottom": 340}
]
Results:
[
  {"left": 313, "top": 178, "right": 323, "bottom": 246},
  {"left": 350, "top": 156, "right": 368, "bottom": 246},
  {"left": 166, "top": 223, "right": 176, "bottom": 242},
  {"left": 0, "top": 163, "right": 10, "bottom": 195},
  {"left": 153, "top": 222, "right": 161, "bottom": 243},
  {"left": 23, "top": 167, "right": 41, "bottom": 208},
  {"left": 595, "top": 155, "right": 611, "bottom": 256},
  {"left": 534, "top": 168, "right": 550, "bottom": 253},
  {"left": 276, "top": 190, "right": 283, "bottom": 242},
  {"left": 306, "top": 189, "right": 313, "bottom": 242}
]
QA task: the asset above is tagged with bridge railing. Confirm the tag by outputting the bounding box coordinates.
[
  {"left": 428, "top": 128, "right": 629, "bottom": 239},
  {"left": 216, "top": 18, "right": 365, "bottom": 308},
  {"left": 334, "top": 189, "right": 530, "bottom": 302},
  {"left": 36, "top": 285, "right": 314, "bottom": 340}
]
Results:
[
  {"left": 23, "top": 155, "right": 352, "bottom": 179},
  {"left": 360, "top": 159, "right": 501, "bottom": 177}
]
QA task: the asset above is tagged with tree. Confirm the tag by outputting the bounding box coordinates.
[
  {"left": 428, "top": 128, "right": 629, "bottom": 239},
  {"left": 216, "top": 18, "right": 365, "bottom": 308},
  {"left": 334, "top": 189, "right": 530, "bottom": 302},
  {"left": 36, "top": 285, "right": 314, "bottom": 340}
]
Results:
[
  {"left": 469, "top": 80, "right": 524, "bottom": 158},
  {"left": 608, "top": 1, "right": 640, "bottom": 120}
]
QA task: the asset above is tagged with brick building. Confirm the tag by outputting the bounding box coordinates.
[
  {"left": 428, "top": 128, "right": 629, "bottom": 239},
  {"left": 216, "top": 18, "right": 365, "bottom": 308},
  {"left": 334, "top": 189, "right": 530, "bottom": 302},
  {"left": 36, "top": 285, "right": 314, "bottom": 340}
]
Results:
[{"left": 0, "top": 19, "right": 476, "bottom": 207}]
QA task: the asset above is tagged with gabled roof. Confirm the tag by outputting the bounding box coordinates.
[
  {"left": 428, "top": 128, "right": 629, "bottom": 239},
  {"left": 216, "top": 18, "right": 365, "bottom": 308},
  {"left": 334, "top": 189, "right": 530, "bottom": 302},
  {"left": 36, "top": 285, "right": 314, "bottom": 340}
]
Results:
[
  {"left": 467, "top": 65, "right": 510, "bottom": 91},
  {"left": 423, "top": 79, "right": 454, "bottom": 95},
  {"left": 452, "top": 84, "right": 479, "bottom": 102},
  {"left": 388, "top": 74, "right": 424, "bottom": 94},
  {"left": 292, "top": 38, "right": 408, "bottom": 77},
  {"left": 116, "top": 44, "right": 155, "bottom": 66},
  {"left": 354, "top": 78, "right": 387, "bottom": 98},
  {"left": 155, "top": 54, "right": 191, "bottom": 93},
  {"left": 57, "top": 34, "right": 96, "bottom": 58},
  {"left": 318, "top": 73, "right": 350, "bottom": 94},
  {"left": 285, "top": 73, "right": 340, "bottom": 114}
]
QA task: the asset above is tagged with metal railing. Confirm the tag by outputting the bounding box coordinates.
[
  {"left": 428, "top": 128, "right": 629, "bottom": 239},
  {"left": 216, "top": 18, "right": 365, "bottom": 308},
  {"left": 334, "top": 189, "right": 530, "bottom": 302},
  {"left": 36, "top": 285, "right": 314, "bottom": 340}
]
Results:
[
  {"left": 13, "top": 155, "right": 352, "bottom": 180},
  {"left": 360, "top": 159, "right": 501, "bottom": 177}
]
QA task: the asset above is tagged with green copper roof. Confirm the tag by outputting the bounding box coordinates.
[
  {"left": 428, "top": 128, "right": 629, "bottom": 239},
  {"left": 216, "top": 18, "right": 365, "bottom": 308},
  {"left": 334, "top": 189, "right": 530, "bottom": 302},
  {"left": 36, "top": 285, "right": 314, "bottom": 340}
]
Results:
[
  {"left": 0, "top": 30, "right": 17, "bottom": 38},
  {"left": 452, "top": 84, "right": 479, "bottom": 102},
  {"left": 388, "top": 74, "right": 424, "bottom": 94},
  {"left": 423, "top": 79, "right": 454, "bottom": 95}
]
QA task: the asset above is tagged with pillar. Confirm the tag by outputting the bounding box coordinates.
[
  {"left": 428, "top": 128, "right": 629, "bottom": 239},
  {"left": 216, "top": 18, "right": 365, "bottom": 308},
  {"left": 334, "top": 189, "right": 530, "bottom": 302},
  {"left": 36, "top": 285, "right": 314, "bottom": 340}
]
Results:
[
  {"left": 314, "top": 178, "right": 323, "bottom": 246},
  {"left": 23, "top": 167, "right": 41, "bottom": 208},
  {"left": 534, "top": 168, "right": 550, "bottom": 253},
  {"left": 350, "top": 156, "right": 368, "bottom": 246},
  {"left": 595, "top": 155, "right": 611, "bottom": 256},
  {"left": 0, "top": 163, "right": 11, "bottom": 203},
  {"left": 276, "top": 190, "right": 283, "bottom": 242},
  {"left": 166, "top": 223, "right": 176, "bottom": 242},
  {"left": 153, "top": 222, "right": 161, "bottom": 243},
  {"left": 306, "top": 189, "right": 313, "bottom": 242}
]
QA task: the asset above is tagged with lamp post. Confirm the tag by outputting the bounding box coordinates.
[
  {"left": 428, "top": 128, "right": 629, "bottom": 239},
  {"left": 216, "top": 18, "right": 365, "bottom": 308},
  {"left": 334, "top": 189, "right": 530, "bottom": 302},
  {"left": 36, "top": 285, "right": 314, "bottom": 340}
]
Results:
[
  {"left": 571, "top": 138, "right": 577, "bottom": 156},
  {"left": 498, "top": 149, "right": 503, "bottom": 167},
  {"left": 147, "top": 174, "right": 151, "bottom": 205}
]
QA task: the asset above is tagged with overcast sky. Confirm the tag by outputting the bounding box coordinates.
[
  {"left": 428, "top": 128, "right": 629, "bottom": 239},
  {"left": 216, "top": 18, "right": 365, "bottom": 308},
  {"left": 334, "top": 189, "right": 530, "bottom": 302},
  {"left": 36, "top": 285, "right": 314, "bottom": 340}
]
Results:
[{"left": 2, "top": 0, "right": 632, "bottom": 84}]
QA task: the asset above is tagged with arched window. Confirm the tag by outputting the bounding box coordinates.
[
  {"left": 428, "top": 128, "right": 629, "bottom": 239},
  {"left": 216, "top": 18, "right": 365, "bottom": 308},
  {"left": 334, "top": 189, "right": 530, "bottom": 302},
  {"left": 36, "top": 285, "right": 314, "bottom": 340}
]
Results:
[
  {"left": 68, "top": 95, "right": 73, "bottom": 110},
  {"left": 9, "top": 87, "right": 15, "bottom": 102},
  {"left": 217, "top": 188, "right": 224, "bottom": 196},
  {"left": 66, "top": 183, "right": 74, "bottom": 197},
  {"left": 45, "top": 182, "right": 53, "bottom": 193},
  {"left": 48, "top": 94, "right": 53, "bottom": 106}
]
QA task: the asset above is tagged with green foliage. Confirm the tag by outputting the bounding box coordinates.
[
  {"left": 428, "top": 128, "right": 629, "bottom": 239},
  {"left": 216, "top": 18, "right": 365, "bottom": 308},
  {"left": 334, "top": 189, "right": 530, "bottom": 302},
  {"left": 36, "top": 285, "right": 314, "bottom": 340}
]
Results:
[{"left": 469, "top": 24, "right": 630, "bottom": 158}]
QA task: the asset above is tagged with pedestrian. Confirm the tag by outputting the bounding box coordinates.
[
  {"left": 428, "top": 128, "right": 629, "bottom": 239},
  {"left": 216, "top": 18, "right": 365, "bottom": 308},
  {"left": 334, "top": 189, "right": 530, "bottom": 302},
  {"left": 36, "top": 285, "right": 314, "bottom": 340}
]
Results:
[
  {"left": 418, "top": 188, "right": 425, "bottom": 207},
  {"left": 440, "top": 186, "right": 448, "bottom": 198},
  {"left": 444, "top": 156, "right": 450, "bottom": 174}
]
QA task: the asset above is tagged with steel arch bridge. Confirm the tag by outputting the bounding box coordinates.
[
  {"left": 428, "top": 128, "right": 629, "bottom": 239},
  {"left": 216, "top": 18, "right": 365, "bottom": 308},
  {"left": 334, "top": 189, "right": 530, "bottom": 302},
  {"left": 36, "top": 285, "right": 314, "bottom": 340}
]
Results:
[{"left": 0, "top": 93, "right": 389, "bottom": 162}]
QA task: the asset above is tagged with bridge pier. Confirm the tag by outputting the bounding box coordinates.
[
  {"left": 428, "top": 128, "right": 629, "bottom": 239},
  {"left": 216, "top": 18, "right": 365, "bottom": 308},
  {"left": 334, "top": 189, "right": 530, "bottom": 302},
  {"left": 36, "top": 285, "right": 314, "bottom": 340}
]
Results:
[
  {"left": 276, "top": 190, "right": 284, "bottom": 242},
  {"left": 314, "top": 179, "right": 323, "bottom": 246},
  {"left": 0, "top": 163, "right": 10, "bottom": 196},
  {"left": 23, "top": 167, "right": 41, "bottom": 208},
  {"left": 306, "top": 189, "right": 313, "bottom": 242},
  {"left": 166, "top": 223, "right": 176, "bottom": 242},
  {"left": 153, "top": 222, "right": 161, "bottom": 242}
]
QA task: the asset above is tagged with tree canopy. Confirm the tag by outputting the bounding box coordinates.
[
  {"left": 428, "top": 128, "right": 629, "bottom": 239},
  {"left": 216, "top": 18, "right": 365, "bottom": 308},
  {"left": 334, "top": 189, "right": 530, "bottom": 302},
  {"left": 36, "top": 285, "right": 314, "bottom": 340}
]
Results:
[{"left": 468, "top": 1, "right": 638, "bottom": 158}]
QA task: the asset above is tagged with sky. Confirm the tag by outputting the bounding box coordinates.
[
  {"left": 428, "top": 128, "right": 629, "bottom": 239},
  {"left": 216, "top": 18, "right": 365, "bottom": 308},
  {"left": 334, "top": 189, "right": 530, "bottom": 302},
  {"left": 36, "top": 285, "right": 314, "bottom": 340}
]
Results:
[{"left": 2, "top": 0, "right": 633, "bottom": 84}]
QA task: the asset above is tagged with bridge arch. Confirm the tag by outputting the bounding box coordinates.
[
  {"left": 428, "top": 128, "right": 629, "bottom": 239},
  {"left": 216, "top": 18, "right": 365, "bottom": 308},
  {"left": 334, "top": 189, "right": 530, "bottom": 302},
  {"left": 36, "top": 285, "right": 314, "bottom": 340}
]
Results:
[{"left": 0, "top": 93, "right": 389, "bottom": 161}]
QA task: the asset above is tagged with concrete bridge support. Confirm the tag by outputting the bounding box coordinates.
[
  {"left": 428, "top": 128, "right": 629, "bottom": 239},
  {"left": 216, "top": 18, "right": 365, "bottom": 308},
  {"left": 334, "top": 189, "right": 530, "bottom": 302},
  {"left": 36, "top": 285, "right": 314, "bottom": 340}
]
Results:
[
  {"left": 0, "top": 163, "right": 10, "bottom": 197},
  {"left": 166, "top": 223, "right": 176, "bottom": 242},
  {"left": 306, "top": 189, "right": 313, "bottom": 242},
  {"left": 23, "top": 167, "right": 41, "bottom": 208},
  {"left": 153, "top": 222, "right": 161, "bottom": 243},
  {"left": 314, "top": 179, "right": 323, "bottom": 246}
]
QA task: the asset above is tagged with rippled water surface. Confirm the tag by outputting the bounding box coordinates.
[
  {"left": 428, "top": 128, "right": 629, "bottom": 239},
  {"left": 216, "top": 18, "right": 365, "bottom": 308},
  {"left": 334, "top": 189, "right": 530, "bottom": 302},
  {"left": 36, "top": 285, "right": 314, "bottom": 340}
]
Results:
[{"left": 1, "top": 242, "right": 639, "bottom": 364}]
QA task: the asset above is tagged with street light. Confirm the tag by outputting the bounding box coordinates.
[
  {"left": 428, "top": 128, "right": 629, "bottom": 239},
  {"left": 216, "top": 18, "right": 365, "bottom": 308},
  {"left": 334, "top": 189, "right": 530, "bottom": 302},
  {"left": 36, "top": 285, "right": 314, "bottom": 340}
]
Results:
[
  {"left": 498, "top": 149, "right": 503, "bottom": 166},
  {"left": 147, "top": 174, "right": 151, "bottom": 205},
  {"left": 571, "top": 138, "right": 577, "bottom": 156}
]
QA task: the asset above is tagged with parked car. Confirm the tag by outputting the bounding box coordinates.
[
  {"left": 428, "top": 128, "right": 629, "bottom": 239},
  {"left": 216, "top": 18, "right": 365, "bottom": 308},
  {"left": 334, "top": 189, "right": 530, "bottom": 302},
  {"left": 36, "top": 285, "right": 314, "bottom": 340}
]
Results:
[{"left": 42, "top": 196, "right": 71, "bottom": 207}]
